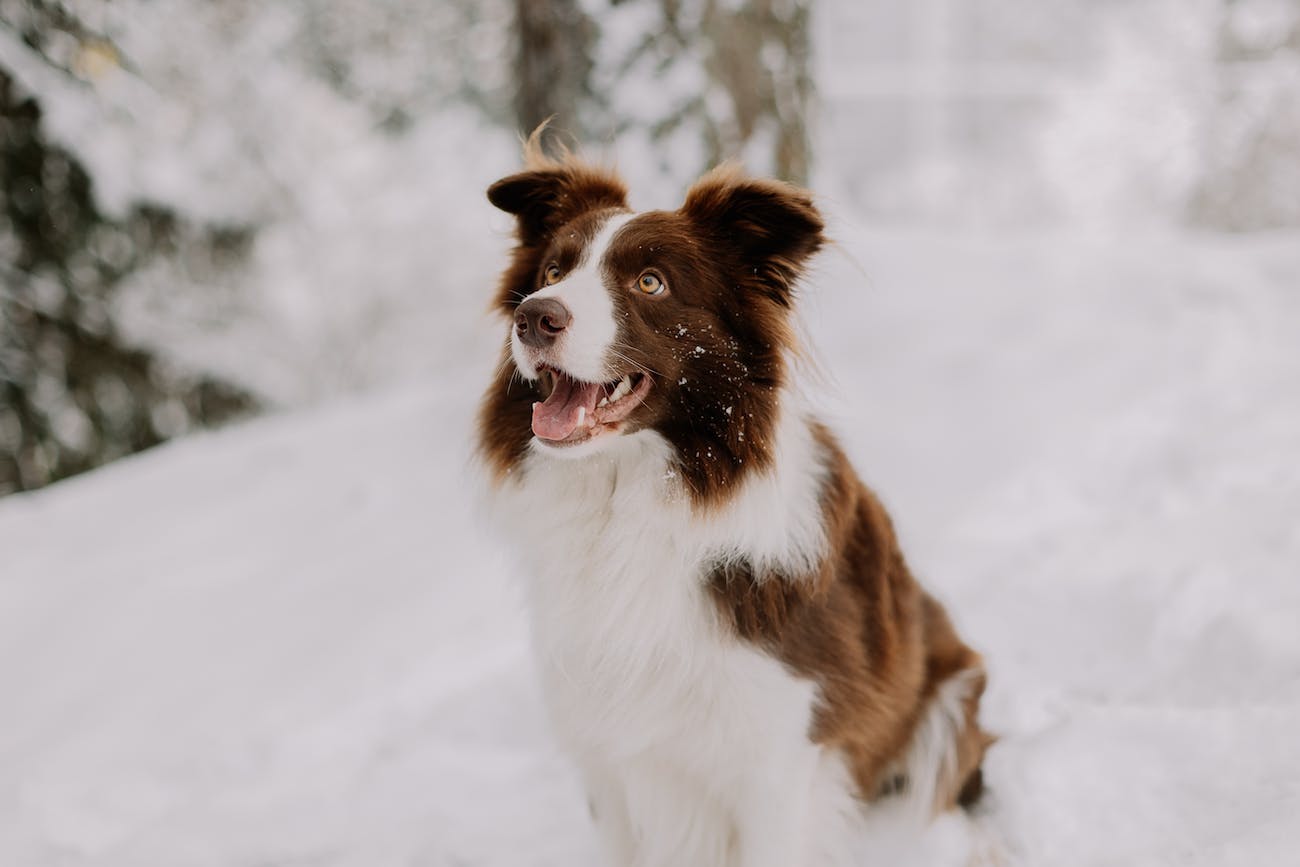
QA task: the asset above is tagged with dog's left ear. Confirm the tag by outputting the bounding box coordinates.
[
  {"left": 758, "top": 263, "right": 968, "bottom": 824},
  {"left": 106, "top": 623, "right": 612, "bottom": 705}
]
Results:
[
  {"left": 681, "top": 166, "right": 825, "bottom": 302},
  {"left": 488, "top": 166, "right": 627, "bottom": 247}
]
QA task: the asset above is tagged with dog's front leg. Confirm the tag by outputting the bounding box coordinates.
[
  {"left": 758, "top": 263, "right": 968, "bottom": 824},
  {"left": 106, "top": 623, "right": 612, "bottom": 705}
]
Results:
[
  {"left": 731, "top": 747, "right": 819, "bottom": 867},
  {"left": 580, "top": 760, "right": 638, "bottom": 866}
]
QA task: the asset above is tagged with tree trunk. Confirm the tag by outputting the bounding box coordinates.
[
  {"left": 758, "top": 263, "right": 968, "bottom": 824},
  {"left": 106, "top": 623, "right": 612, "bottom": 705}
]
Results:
[
  {"left": 699, "top": 0, "right": 814, "bottom": 184},
  {"left": 588, "top": 0, "right": 816, "bottom": 186},
  {"left": 512, "top": 0, "right": 598, "bottom": 151}
]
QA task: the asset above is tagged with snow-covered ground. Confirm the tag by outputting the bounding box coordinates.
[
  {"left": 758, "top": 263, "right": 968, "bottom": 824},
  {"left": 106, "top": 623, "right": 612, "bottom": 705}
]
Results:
[{"left": 3, "top": 213, "right": 1298, "bottom": 865}]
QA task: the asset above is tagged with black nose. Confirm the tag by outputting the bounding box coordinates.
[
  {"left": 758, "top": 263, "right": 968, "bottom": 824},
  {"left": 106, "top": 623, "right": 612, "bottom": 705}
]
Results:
[{"left": 515, "top": 297, "right": 572, "bottom": 348}]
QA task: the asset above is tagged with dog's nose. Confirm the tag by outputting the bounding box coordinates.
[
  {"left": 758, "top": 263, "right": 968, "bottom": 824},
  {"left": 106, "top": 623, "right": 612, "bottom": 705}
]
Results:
[{"left": 515, "top": 297, "right": 572, "bottom": 348}]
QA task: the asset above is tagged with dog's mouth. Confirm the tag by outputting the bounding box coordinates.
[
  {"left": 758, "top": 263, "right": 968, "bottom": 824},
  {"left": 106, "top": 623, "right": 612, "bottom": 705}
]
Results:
[{"left": 531, "top": 366, "right": 653, "bottom": 446}]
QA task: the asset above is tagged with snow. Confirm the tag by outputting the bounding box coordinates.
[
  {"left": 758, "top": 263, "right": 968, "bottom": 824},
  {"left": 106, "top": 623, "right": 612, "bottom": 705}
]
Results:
[
  {"left": 3, "top": 215, "right": 1299, "bottom": 865},
  {"left": 3, "top": 0, "right": 1300, "bottom": 861},
  {"left": 0, "top": 380, "right": 593, "bottom": 866}
]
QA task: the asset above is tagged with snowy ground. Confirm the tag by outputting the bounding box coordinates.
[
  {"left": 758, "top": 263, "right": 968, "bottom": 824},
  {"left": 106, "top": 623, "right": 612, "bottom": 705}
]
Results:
[{"left": 2, "top": 219, "right": 1298, "bottom": 866}]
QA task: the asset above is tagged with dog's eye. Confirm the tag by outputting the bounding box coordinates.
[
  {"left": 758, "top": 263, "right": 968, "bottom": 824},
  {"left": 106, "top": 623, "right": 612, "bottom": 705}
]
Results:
[
  {"left": 544, "top": 264, "right": 562, "bottom": 285},
  {"left": 636, "top": 272, "right": 665, "bottom": 296}
]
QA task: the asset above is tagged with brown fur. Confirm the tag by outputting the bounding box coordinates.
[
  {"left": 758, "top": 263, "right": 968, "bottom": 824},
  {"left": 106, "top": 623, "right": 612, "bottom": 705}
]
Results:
[
  {"left": 707, "top": 424, "right": 992, "bottom": 810},
  {"left": 480, "top": 143, "right": 991, "bottom": 812}
]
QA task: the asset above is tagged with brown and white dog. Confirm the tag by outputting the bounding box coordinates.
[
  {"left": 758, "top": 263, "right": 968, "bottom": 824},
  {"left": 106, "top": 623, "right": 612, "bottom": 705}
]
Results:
[{"left": 478, "top": 139, "right": 992, "bottom": 867}]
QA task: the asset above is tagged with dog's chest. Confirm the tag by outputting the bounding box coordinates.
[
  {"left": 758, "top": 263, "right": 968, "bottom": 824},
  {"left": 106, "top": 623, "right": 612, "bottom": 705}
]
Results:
[{"left": 502, "top": 440, "right": 816, "bottom": 760}]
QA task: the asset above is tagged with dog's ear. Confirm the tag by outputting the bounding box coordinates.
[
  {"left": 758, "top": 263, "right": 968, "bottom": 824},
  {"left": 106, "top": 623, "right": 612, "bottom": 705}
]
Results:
[
  {"left": 488, "top": 166, "right": 627, "bottom": 247},
  {"left": 681, "top": 166, "right": 824, "bottom": 304}
]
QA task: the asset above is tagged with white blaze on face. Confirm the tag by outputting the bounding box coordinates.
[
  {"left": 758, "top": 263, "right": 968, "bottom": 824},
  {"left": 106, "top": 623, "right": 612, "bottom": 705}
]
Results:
[{"left": 511, "top": 213, "right": 635, "bottom": 383}]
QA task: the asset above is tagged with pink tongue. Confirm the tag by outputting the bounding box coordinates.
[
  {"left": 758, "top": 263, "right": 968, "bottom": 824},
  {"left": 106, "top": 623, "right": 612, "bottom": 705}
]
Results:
[{"left": 532, "top": 375, "right": 603, "bottom": 441}]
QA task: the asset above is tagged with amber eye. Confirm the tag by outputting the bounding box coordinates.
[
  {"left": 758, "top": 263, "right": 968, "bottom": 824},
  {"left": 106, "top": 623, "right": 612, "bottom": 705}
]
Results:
[
  {"left": 544, "top": 264, "right": 562, "bottom": 285},
  {"left": 636, "top": 272, "right": 666, "bottom": 296}
]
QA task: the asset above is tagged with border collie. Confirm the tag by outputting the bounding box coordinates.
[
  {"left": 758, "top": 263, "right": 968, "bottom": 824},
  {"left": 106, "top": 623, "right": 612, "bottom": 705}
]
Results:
[{"left": 478, "top": 138, "right": 992, "bottom": 866}]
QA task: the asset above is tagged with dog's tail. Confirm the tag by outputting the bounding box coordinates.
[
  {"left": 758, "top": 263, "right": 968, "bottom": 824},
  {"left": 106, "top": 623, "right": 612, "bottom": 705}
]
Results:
[
  {"left": 893, "top": 593, "right": 995, "bottom": 816},
  {"left": 897, "top": 665, "right": 995, "bottom": 815},
  {"left": 840, "top": 663, "right": 1001, "bottom": 867}
]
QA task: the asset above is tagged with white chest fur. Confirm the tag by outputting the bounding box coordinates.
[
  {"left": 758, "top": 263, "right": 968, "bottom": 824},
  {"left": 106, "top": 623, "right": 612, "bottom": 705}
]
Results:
[
  {"left": 518, "top": 437, "right": 810, "bottom": 759},
  {"left": 489, "top": 414, "right": 856, "bottom": 866}
]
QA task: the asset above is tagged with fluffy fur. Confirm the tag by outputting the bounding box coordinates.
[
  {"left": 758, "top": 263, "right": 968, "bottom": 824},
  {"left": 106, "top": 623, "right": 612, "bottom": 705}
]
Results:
[{"left": 478, "top": 138, "right": 991, "bottom": 867}]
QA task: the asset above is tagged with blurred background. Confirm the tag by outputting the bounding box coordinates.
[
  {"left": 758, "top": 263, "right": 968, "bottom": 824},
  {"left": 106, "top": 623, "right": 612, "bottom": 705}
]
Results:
[
  {"left": 3, "top": 0, "right": 1298, "bottom": 495},
  {"left": 3, "top": 3, "right": 1300, "bottom": 865}
]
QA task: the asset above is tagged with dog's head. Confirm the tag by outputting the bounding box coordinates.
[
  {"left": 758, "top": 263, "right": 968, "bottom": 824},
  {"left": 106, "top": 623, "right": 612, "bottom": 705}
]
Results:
[{"left": 479, "top": 147, "right": 824, "bottom": 505}]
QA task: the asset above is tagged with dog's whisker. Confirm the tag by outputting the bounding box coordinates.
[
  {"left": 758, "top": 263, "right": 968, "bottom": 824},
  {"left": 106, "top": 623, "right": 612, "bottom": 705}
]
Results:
[{"left": 608, "top": 346, "right": 663, "bottom": 380}]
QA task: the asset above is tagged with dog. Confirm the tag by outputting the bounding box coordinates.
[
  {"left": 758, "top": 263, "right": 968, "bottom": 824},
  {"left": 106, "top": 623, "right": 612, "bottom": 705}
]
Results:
[{"left": 477, "top": 137, "right": 992, "bottom": 866}]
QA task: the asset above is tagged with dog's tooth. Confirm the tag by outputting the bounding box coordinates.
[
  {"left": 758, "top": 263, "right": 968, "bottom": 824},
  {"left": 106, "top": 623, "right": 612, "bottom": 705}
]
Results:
[
  {"left": 577, "top": 406, "right": 585, "bottom": 426},
  {"left": 597, "top": 397, "right": 609, "bottom": 408}
]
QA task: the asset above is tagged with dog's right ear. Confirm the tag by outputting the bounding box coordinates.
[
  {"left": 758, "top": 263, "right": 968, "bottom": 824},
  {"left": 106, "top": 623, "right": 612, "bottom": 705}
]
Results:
[
  {"left": 488, "top": 166, "right": 627, "bottom": 247},
  {"left": 486, "top": 171, "right": 565, "bottom": 245}
]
